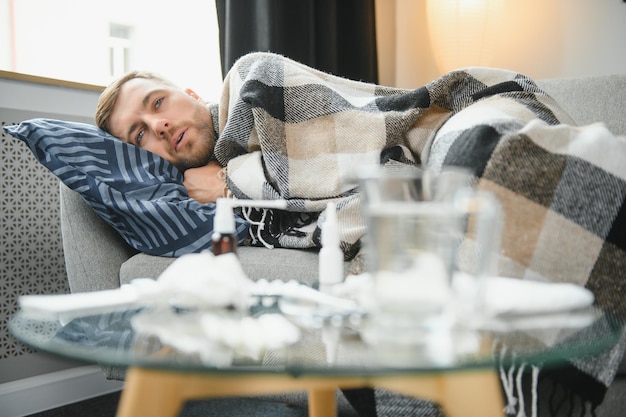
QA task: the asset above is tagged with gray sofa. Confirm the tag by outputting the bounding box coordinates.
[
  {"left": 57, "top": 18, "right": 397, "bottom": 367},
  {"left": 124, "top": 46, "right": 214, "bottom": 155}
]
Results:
[{"left": 59, "top": 73, "right": 626, "bottom": 416}]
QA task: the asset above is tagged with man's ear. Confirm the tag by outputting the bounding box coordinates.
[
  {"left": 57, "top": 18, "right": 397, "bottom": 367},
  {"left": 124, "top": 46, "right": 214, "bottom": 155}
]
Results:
[{"left": 185, "top": 88, "right": 201, "bottom": 101}]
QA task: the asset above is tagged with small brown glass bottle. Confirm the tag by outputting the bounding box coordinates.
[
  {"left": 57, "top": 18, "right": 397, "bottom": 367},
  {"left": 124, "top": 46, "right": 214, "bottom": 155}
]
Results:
[
  {"left": 212, "top": 231, "right": 236, "bottom": 255},
  {"left": 212, "top": 198, "right": 237, "bottom": 255}
]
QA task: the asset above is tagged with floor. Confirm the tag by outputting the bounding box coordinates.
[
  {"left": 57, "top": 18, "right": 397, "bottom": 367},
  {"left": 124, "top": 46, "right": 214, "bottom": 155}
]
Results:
[{"left": 26, "top": 392, "right": 311, "bottom": 417}]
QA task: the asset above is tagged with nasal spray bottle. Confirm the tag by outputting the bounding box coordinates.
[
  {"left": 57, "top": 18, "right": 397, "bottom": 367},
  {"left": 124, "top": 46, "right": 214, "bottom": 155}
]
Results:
[
  {"left": 212, "top": 198, "right": 288, "bottom": 255},
  {"left": 319, "top": 201, "right": 344, "bottom": 292},
  {"left": 318, "top": 201, "right": 344, "bottom": 365}
]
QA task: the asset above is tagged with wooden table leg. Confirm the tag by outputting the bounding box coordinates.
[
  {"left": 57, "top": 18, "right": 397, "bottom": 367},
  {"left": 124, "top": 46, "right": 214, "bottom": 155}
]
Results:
[
  {"left": 373, "top": 370, "right": 505, "bottom": 417},
  {"left": 308, "top": 388, "right": 338, "bottom": 417},
  {"left": 439, "top": 370, "right": 504, "bottom": 417},
  {"left": 116, "top": 367, "right": 185, "bottom": 417}
]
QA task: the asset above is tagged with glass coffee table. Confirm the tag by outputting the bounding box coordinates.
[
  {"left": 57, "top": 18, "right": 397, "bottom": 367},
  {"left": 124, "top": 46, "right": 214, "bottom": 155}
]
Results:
[{"left": 10, "top": 304, "right": 624, "bottom": 417}]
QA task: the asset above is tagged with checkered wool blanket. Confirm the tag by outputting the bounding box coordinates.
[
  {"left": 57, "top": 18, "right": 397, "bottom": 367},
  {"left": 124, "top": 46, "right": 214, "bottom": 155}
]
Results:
[{"left": 213, "top": 53, "right": 626, "bottom": 416}]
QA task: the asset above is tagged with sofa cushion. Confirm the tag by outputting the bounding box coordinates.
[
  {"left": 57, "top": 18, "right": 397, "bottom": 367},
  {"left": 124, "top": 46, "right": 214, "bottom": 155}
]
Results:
[
  {"left": 4, "top": 118, "right": 249, "bottom": 257},
  {"left": 119, "top": 246, "right": 348, "bottom": 287}
]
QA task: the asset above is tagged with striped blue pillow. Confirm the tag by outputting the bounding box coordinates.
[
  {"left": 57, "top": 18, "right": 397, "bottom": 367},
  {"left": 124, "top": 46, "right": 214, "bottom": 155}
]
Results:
[{"left": 4, "top": 118, "right": 249, "bottom": 257}]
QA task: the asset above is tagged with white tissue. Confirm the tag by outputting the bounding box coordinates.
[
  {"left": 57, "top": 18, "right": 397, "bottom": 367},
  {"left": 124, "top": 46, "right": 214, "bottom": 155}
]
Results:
[
  {"left": 155, "top": 251, "right": 254, "bottom": 309},
  {"left": 473, "top": 274, "right": 594, "bottom": 316},
  {"left": 335, "top": 272, "right": 595, "bottom": 317},
  {"left": 18, "top": 251, "right": 255, "bottom": 319},
  {"left": 18, "top": 286, "right": 140, "bottom": 321},
  {"left": 199, "top": 313, "right": 300, "bottom": 360}
]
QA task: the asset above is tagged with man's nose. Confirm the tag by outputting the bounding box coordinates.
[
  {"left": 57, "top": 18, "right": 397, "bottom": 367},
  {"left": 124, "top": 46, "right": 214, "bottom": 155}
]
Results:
[{"left": 149, "top": 117, "right": 170, "bottom": 138}]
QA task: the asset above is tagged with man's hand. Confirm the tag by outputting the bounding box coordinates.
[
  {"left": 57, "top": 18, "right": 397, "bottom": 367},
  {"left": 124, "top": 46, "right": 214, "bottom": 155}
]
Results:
[{"left": 183, "top": 161, "right": 227, "bottom": 204}]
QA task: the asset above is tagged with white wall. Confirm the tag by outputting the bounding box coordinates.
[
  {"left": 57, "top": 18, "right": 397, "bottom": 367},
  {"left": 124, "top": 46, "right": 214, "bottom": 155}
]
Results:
[
  {"left": 377, "top": 0, "right": 626, "bottom": 88},
  {"left": 6, "top": 0, "right": 622, "bottom": 98},
  {"left": 0, "top": 0, "right": 10, "bottom": 69}
]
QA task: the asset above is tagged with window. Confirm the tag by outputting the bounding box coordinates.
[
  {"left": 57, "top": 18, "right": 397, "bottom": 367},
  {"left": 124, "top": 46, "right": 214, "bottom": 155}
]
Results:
[
  {"left": 109, "top": 23, "right": 132, "bottom": 78},
  {"left": 1, "top": 0, "right": 224, "bottom": 102}
]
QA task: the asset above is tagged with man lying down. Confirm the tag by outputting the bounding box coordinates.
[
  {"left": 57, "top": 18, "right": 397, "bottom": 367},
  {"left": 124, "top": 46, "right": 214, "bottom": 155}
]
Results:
[
  {"left": 7, "top": 52, "right": 625, "bottom": 417},
  {"left": 90, "top": 52, "right": 626, "bottom": 416}
]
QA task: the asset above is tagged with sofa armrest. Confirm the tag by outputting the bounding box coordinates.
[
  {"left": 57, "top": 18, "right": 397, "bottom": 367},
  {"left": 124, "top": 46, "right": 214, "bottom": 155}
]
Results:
[{"left": 59, "top": 182, "right": 138, "bottom": 293}]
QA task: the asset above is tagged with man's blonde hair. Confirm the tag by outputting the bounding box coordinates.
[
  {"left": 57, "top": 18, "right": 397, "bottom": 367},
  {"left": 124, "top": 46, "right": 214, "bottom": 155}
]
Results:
[{"left": 95, "top": 71, "right": 176, "bottom": 133}]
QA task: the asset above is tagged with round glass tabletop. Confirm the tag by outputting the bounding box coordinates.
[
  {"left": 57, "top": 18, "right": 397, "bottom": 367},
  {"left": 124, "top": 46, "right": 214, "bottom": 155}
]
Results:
[{"left": 9, "top": 305, "right": 624, "bottom": 377}]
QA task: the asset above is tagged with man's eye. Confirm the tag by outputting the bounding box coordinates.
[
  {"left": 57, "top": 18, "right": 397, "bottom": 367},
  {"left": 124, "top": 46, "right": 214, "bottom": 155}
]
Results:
[{"left": 136, "top": 130, "right": 145, "bottom": 146}]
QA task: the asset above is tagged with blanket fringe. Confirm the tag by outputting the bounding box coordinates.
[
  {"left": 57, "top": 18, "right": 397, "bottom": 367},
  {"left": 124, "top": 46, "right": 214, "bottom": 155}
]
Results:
[
  {"left": 531, "top": 365, "right": 539, "bottom": 417},
  {"left": 240, "top": 207, "right": 275, "bottom": 249},
  {"left": 498, "top": 346, "right": 518, "bottom": 414},
  {"left": 497, "top": 344, "right": 540, "bottom": 417},
  {"left": 515, "top": 363, "right": 528, "bottom": 417},
  {"left": 219, "top": 166, "right": 277, "bottom": 248}
]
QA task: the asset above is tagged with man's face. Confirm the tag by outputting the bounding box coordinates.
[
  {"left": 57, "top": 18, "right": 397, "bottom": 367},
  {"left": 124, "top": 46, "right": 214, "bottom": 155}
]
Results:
[{"left": 108, "top": 78, "right": 215, "bottom": 171}]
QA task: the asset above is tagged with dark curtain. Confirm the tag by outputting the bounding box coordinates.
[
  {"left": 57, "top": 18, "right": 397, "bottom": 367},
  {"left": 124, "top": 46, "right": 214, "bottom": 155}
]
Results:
[{"left": 215, "top": 0, "right": 378, "bottom": 84}]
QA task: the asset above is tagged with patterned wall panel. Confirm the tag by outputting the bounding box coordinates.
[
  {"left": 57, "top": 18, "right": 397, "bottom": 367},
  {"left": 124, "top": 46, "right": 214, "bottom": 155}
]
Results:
[{"left": 0, "top": 108, "right": 90, "bottom": 361}]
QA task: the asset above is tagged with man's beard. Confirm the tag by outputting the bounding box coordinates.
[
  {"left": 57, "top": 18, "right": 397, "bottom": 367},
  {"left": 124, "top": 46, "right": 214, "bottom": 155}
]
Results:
[
  {"left": 173, "top": 122, "right": 214, "bottom": 171},
  {"left": 173, "top": 105, "right": 216, "bottom": 171}
]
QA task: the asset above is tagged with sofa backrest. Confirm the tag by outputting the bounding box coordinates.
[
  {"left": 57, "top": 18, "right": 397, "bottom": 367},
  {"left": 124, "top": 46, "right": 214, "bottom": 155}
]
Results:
[{"left": 537, "top": 74, "right": 626, "bottom": 136}]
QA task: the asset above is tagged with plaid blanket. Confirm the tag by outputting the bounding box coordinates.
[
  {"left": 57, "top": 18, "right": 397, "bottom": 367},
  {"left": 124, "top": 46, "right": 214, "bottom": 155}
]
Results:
[{"left": 213, "top": 53, "right": 626, "bottom": 416}]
